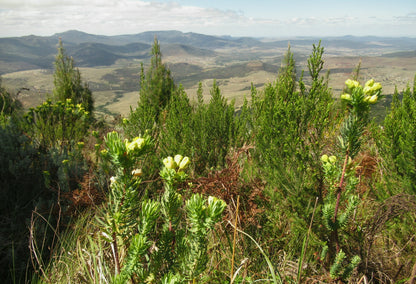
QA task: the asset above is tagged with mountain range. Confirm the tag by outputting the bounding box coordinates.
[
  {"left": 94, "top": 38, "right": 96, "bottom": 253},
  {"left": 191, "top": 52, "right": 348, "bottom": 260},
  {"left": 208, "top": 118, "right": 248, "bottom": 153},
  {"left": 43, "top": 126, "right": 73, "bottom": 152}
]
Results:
[{"left": 1, "top": 30, "right": 416, "bottom": 74}]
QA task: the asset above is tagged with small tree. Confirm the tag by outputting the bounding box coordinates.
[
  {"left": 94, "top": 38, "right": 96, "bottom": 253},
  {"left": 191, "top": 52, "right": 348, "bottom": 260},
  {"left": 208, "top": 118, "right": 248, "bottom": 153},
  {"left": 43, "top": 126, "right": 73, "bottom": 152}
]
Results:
[
  {"left": 126, "top": 36, "right": 176, "bottom": 137},
  {"left": 53, "top": 39, "right": 94, "bottom": 114}
]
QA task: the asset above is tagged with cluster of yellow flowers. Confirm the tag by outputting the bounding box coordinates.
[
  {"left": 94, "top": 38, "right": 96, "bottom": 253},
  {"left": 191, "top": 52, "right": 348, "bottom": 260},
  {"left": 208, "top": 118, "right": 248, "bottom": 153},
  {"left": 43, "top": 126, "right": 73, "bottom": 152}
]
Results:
[
  {"left": 341, "top": 79, "right": 382, "bottom": 104},
  {"left": 163, "top": 154, "right": 190, "bottom": 171},
  {"left": 126, "top": 137, "right": 145, "bottom": 153},
  {"left": 321, "top": 154, "right": 337, "bottom": 165}
]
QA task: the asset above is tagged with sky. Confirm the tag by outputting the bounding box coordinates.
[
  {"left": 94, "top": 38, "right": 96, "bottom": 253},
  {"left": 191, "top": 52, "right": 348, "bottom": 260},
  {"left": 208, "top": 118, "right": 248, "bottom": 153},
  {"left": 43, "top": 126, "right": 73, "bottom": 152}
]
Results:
[{"left": 0, "top": 0, "right": 415, "bottom": 38}]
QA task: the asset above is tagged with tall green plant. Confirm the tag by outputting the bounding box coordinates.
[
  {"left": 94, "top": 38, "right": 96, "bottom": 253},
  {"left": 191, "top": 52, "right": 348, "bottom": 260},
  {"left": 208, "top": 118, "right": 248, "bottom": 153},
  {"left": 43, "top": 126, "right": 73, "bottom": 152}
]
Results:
[
  {"left": 379, "top": 76, "right": 416, "bottom": 194},
  {"left": 53, "top": 39, "right": 94, "bottom": 114},
  {"left": 158, "top": 85, "right": 193, "bottom": 159},
  {"left": 159, "top": 80, "right": 237, "bottom": 175},
  {"left": 252, "top": 42, "right": 335, "bottom": 254},
  {"left": 320, "top": 78, "right": 382, "bottom": 281},
  {"left": 194, "top": 80, "right": 236, "bottom": 172},
  {"left": 126, "top": 37, "right": 176, "bottom": 138},
  {"left": 253, "top": 42, "right": 333, "bottom": 197}
]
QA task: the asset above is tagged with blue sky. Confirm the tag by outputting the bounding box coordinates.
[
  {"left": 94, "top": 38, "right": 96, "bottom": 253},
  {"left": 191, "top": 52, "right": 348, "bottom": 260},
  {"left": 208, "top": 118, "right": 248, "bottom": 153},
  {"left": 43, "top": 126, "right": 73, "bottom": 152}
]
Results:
[{"left": 0, "top": 0, "right": 415, "bottom": 38}]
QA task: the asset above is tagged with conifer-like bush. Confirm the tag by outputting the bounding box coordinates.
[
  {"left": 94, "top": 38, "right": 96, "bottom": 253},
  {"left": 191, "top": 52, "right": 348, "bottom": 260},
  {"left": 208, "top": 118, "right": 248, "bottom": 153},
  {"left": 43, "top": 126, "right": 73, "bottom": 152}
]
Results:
[
  {"left": 251, "top": 42, "right": 335, "bottom": 255},
  {"left": 53, "top": 39, "right": 94, "bottom": 114},
  {"left": 380, "top": 77, "right": 416, "bottom": 194}
]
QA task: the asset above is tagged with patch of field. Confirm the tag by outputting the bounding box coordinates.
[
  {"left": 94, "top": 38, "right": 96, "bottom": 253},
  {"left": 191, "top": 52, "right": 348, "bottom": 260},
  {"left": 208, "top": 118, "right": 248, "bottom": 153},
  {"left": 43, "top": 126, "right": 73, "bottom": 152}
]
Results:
[
  {"left": 104, "top": 91, "right": 139, "bottom": 116},
  {"left": 324, "top": 56, "right": 416, "bottom": 95},
  {"left": 185, "top": 70, "right": 276, "bottom": 106}
]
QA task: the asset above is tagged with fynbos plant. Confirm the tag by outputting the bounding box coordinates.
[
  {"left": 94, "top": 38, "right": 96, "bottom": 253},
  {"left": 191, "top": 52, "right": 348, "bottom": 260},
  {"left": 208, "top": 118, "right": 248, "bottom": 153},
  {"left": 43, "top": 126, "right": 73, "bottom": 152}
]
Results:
[
  {"left": 98, "top": 132, "right": 226, "bottom": 283},
  {"left": 321, "top": 79, "right": 382, "bottom": 281}
]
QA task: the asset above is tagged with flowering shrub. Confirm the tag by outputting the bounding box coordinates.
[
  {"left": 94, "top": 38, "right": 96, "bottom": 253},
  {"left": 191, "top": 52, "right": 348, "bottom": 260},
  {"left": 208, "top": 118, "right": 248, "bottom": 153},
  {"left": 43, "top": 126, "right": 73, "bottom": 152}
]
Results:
[
  {"left": 24, "top": 99, "right": 90, "bottom": 150},
  {"left": 97, "top": 131, "right": 226, "bottom": 283},
  {"left": 320, "top": 78, "right": 382, "bottom": 281}
]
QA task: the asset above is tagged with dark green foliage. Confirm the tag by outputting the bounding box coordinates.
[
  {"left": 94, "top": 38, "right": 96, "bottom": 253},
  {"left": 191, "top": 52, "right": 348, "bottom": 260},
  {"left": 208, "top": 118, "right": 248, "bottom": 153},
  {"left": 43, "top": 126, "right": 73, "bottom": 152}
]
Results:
[
  {"left": 0, "top": 77, "right": 23, "bottom": 120},
  {"left": 251, "top": 43, "right": 335, "bottom": 255},
  {"left": 53, "top": 39, "right": 94, "bottom": 114},
  {"left": 159, "top": 80, "right": 237, "bottom": 174},
  {"left": 192, "top": 80, "right": 236, "bottom": 172},
  {"left": 253, "top": 42, "right": 333, "bottom": 196},
  {"left": 159, "top": 86, "right": 193, "bottom": 158},
  {"left": 379, "top": 77, "right": 416, "bottom": 194},
  {"left": 0, "top": 123, "right": 45, "bottom": 283}
]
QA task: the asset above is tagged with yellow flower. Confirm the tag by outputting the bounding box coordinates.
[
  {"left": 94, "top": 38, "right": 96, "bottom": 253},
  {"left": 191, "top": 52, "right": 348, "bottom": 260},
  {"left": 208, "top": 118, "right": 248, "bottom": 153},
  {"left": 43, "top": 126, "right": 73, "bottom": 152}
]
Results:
[
  {"left": 329, "top": 155, "right": 337, "bottom": 164},
  {"left": 163, "top": 156, "right": 176, "bottom": 169},
  {"left": 364, "top": 81, "right": 382, "bottom": 96},
  {"left": 127, "top": 137, "right": 145, "bottom": 152},
  {"left": 131, "top": 168, "right": 142, "bottom": 177},
  {"left": 372, "top": 82, "right": 382, "bottom": 92},
  {"left": 179, "top": 156, "right": 190, "bottom": 170},
  {"left": 345, "top": 79, "right": 360, "bottom": 89},
  {"left": 321, "top": 154, "right": 329, "bottom": 163},
  {"left": 368, "top": 95, "right": 378, "bottom": 104},
  {"left": 340, "top": 93, "right": 352, "bottom": 101},
  {"left": 174, "top": 154, "right": 183, "bottom": 166},
  {"left": 364, "top": 79, "right": 375, "bottom": 87}
]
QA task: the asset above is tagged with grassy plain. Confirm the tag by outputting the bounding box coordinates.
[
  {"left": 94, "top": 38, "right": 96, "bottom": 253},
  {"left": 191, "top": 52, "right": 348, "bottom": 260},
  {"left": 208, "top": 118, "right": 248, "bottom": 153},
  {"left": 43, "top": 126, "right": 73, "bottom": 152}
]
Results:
[{"left": 2, "top": 45, "right": 415, "bottom": 118}]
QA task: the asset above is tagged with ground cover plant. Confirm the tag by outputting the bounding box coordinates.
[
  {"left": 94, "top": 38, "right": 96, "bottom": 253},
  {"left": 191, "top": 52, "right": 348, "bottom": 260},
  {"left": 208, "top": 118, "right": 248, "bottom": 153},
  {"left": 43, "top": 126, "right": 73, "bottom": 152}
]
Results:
[{"left": 0, "top": 37, "right": 415, "bottom": 284}]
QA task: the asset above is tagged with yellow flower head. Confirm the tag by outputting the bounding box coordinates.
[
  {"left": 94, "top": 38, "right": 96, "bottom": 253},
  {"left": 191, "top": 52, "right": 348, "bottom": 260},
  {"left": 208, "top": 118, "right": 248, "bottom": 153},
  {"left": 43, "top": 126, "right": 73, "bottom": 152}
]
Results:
[
  {"left": 179, "top": 156, "right": 190, "bottom": 170},
  {"left": 174, "top": 154, "right": 183, "bottom": 166},
  {"left": 345, "top": 79, "right": 360, "bottom": 90},
  {"left": 131, "top": 168, "right": 142, "bottom": 177},
  {"left": 368, "top": 94, "right": 378, "bottom": 104},
  {"left": 127, "top": 137, "right": 145, "bottom": 152},
  {"left": 364, "top": 79, "right": 375, "bottom": 87},
  {"left": 163, "top": 156, "right": 176, "bottom": 170},
  {"left": 340, "top": 93, "right": 352, "bottom": 101},
  {"left": 321, "top": 154, "right": 329, "bottom": 163},
  {"left": 364, "top": 80, "right": 382, "bottom": 96}
]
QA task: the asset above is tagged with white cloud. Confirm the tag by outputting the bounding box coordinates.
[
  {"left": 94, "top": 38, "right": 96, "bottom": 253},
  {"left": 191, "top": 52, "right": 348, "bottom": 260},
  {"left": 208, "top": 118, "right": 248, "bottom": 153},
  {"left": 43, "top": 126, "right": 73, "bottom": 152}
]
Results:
[
  {"left": 1, "top": 0, "right": 251, "bottom": 36},
  {"left": 0, "top": 0, "right": 414, "bottom": 37}
]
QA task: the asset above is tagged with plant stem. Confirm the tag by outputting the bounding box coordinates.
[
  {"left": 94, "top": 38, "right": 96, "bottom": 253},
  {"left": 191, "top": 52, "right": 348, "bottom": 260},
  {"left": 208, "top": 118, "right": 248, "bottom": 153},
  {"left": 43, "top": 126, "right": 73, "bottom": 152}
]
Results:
[
  {"left": 112, "top": 232, "right": 120, "bottom": 275},
  {"left": 333, "top": 151, "right": 349, "bottom": 253},
  {"left": 230, "top": 195, "right": 240, "bottom": 282}
]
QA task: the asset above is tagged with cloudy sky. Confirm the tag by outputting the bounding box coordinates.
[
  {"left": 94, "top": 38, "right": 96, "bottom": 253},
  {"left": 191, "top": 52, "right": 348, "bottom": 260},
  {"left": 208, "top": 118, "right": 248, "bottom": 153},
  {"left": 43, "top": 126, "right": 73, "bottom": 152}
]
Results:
[{"left": 1, "top": 0, "right": 415, "bottom": 38}]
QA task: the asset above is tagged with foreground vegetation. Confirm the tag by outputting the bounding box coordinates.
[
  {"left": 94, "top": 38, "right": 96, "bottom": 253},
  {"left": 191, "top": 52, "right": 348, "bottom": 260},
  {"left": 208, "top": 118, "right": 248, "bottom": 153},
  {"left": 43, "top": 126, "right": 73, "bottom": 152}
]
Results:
[{"left": 1, "top": 37, "right": 415, "bottom": 283}]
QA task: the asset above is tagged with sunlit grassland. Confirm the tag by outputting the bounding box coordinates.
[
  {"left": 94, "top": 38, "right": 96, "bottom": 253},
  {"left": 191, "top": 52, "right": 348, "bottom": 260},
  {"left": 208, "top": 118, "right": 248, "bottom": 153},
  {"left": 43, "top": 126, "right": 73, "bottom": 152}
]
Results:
[{"left": 2, "top": 54, "right": 415, "bottom": 118}]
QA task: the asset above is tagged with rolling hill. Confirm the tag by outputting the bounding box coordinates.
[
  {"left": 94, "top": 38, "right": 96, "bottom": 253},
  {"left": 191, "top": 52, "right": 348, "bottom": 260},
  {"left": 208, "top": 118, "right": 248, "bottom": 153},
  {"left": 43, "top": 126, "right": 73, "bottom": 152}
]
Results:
[{"left": 1, "top": 30, "right": 416, "bottom": 75}]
